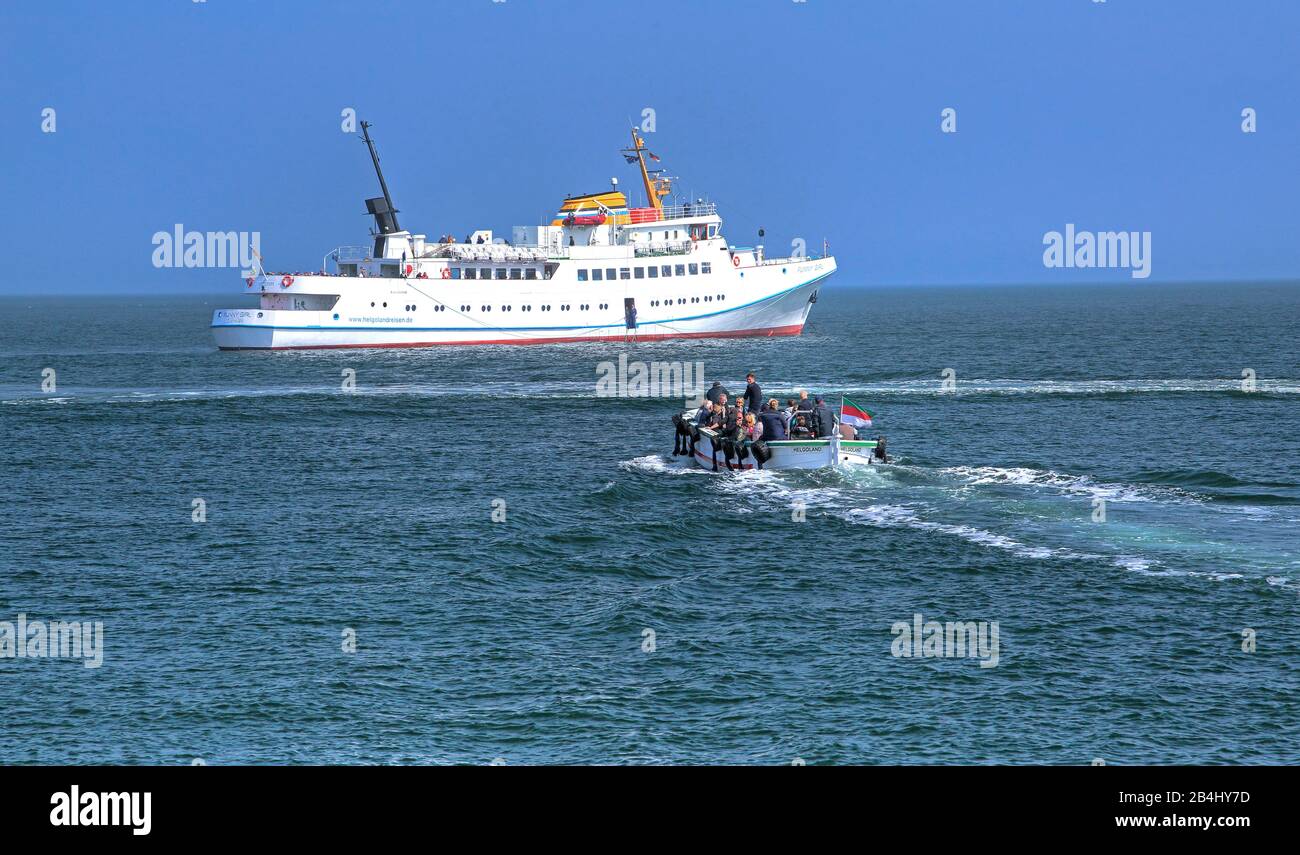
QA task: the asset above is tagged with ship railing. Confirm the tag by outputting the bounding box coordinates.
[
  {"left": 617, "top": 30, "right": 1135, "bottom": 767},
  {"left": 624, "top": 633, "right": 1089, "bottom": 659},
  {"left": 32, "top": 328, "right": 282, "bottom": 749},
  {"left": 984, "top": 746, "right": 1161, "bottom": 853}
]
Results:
[
  {"left": 754, "top": 253, "right": 826, "bottom": 265},
  {"left": 330, "top": 245, "right": 373, "bottom": 264},
  {"left": 633, "top": 240, "right": 694, "bottom": 258},
  {"left": 627, "top": 201, "right": 718, "bottom": 223}
]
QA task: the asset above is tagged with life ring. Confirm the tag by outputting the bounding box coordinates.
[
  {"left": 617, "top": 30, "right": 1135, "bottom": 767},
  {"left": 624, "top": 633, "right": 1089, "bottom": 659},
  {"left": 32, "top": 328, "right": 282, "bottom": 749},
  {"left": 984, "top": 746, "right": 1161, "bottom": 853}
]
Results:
[
  {"left": 281, "top": 274, "right": 293, "bottom": 288},
  {"left": 441, "top": 268, "right": 451, "bottom": 280},
  {"left": 405, "top": 264, "right": 413, "bottom": 276},
  {"left": 731, "top": 255, "right": 740, "bottom": 268},
  {"left": 246, "top": 276, "right": 254, "bottom": 287}
]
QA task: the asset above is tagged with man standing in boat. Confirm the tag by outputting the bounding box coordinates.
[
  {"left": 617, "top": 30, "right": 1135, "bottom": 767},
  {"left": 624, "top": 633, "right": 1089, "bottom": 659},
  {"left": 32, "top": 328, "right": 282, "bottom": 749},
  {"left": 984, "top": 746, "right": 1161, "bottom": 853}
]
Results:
[
  {"left": 706, "top": 381, "right": 730, "bottom": 406},
  {"left": 811, "top": 396, "right": 836, "bottom": 438},
  {"left": 743, "top": 373, "right": 763, "bottom": 416}
]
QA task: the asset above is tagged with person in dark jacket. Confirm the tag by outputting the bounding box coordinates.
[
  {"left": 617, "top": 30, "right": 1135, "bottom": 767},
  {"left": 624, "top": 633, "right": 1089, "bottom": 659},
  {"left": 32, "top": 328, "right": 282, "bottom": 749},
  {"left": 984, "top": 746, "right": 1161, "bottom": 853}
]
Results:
[
  {"left": 723, "top": 410, "right": 748, "bottom": 470},
  {"left": 795, "top": 390, "right": 814, "bottom": 412},
  {"left": 811, "top": 397, "right": 836, "bottom": 438},
  {"left": 705, "top": 381, "right": 730, "bottom": 406},
  {"left": 743, "top": 373, "right": 762, "bottom": 415},
  {"left": 759, "top": 401, "right": 788, "bottom": 440}
]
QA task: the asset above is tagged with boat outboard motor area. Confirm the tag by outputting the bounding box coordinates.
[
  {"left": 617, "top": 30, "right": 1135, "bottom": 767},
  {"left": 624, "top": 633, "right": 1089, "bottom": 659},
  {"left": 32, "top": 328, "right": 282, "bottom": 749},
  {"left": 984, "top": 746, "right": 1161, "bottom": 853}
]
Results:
[{"left": 671, "top": 413, "right": 693, "bottom": 456}]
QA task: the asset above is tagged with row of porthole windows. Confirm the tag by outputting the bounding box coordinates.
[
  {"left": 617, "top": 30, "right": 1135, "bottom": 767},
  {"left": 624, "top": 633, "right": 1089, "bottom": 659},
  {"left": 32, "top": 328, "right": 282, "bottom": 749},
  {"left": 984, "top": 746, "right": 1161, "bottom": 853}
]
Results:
[
  {"left": 578, "top": 262, "right": 711, "bottom": 282},
  {"left": 650, "top": 294, "right": 727, "bottom": 308},
  {"left": 460, "top": 302, "right": 611, "bottom": 313}
]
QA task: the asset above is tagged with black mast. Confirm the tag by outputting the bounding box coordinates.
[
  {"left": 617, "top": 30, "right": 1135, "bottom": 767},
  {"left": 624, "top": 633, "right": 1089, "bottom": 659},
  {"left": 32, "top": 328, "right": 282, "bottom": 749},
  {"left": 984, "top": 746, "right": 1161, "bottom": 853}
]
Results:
[{"left": 359, "top": 121, "right": 400, "bottom": 253}]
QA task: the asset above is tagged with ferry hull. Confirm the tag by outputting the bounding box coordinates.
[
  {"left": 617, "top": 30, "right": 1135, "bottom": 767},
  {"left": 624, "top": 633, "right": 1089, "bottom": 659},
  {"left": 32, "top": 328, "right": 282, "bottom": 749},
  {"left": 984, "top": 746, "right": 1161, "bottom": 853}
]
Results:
[{"left": 213, "top": 259, "right": 834, "bottom": 350}]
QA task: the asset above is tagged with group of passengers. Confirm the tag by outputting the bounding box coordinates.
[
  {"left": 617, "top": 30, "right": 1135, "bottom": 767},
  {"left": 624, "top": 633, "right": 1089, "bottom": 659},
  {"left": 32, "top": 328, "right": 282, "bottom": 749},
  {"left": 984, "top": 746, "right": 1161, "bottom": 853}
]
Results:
[{"left": 694, "top": 374, "right": 851, "bottom": 444}]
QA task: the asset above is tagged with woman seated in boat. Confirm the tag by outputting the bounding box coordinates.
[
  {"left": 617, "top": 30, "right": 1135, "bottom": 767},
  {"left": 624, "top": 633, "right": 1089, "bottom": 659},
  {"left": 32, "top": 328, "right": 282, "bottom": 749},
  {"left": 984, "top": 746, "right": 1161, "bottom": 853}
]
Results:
[
  {"left": 790, "top": 413, "right": 814, "bottom": 438},
  {"left": 744, "top": 412, "right": 763, "bottom": 441}
]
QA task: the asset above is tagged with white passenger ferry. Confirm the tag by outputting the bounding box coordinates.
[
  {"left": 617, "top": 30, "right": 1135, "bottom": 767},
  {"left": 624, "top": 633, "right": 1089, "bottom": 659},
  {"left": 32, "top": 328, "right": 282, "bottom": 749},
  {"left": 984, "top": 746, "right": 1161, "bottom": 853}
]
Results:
[{"left": 212, "top": 122, "right": 836, "bottom": 349}]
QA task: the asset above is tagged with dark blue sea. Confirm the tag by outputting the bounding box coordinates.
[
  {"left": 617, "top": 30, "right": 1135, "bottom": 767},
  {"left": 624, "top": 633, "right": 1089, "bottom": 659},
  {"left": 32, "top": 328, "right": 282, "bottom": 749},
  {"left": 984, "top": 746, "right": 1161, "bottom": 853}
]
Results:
[{"left": 2, "top": 282, "right": 1298, "bottom": 764}]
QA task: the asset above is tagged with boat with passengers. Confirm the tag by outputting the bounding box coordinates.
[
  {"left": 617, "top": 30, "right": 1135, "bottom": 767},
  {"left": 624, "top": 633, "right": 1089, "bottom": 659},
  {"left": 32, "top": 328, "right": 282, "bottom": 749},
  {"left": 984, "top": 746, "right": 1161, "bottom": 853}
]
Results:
[{"left": 671, "top": 396, "right": 889, "bottom": 471}]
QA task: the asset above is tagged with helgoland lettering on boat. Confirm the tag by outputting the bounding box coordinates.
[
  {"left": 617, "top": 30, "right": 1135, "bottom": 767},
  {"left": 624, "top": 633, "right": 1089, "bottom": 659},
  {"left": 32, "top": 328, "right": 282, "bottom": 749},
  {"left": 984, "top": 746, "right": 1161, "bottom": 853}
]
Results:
[{"left": 210, "top": 122, "right": 836, "bottom": 350}]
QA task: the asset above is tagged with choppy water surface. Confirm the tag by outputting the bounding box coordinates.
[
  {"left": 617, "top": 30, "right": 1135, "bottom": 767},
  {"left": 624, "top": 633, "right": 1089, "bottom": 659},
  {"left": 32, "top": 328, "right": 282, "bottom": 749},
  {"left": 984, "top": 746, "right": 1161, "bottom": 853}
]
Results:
[{"left": 1, "top": 283, "right": 1298, "bottom": 764}]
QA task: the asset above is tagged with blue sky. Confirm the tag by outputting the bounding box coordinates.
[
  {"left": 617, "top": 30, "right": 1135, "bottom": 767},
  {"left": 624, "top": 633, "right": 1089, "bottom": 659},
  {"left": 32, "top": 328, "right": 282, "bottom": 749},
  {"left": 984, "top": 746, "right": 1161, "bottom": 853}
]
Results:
[{"left": 1, "top": 0, "right": 1296, "bottom": 293}]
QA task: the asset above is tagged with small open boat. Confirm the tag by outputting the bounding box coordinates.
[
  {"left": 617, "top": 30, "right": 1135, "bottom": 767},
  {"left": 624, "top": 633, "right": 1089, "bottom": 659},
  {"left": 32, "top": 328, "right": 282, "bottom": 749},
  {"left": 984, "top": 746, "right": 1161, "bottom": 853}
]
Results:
[{"left": 671, "top": 406, "right": 889, "bottom": 471}]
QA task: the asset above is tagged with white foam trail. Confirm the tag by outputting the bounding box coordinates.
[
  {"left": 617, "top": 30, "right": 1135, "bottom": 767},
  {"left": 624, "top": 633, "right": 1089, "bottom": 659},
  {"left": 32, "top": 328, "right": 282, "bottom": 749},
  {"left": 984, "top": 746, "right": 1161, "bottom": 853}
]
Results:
[
  {"left": 842, "top": 504, "right": 1092, "bottom": 561},
  {"left": 938, "top": 465, "right": 1200, "bottom": 506},
  {"left": 619, "top": 454, "right": 704, "bottom": 476}
]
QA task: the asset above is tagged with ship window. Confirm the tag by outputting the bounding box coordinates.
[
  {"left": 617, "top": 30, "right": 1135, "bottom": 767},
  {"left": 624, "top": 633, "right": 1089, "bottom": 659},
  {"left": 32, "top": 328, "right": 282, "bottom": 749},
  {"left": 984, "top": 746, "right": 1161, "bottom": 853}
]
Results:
[
  {"left": 702, "top": 262, "right": 711, "bottom": 274},
  {"left": 463, "top": 269, "right": 476, "bottom": 280},
  {"left": 648, "top": 267, "right": 658, "bottom": 278},
  {"left": 525, "top": 268, "right": 538, "bottom": 280},
  {"left": 494, "top": 269, "right": 507, "bottom": 280},
  {"left": 451, "top": 268, "right": 462, "bottom": 279},
  {"left": 619, "top": 268, "right": 630, "bottom": 280},
  {"left": 510, "top": 268, "right": 522, "bottom": 280},
  {"left": 708, "top": 225, "right": 717, "bottom": 238},
  {"left": 661, "top": 265, "right": 672, "bottom": 277},
  {"left": 634, "top": 267, "right": 644, "bottom": 279},
  {"left": 577, "top": 269, "right": 588, "bottom": 282},
  {"left": 592, "top": 269, "right": 603, "bottom": 281},
  {"left": 675, "top": 265, "right": 686, "bottom": 276},
  {"left": 606, "top": 268, "right": 616, "bottom": 280},
  {"left": 689, "top": 263, "right": 698, "bottom": 275},
  {"left": 663, "top": 231, "right": 669, "bottom": 240}
]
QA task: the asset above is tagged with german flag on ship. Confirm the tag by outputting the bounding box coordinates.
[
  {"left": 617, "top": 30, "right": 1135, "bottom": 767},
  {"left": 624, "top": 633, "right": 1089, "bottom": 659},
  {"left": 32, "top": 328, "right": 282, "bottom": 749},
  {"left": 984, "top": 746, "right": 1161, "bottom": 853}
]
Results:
[{"left": 551, "top": 191, "right": 630, "bottom": 226}]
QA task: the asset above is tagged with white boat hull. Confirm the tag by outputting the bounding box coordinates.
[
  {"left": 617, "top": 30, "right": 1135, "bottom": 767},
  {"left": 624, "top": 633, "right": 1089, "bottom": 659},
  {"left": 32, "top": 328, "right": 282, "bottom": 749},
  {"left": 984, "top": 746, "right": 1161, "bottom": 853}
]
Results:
[
  {"left": 688, "top": 429, "right": 880, "bottom": 471},
  {"left": 212, "top": 255, "right": 834, "bottom": 350}
]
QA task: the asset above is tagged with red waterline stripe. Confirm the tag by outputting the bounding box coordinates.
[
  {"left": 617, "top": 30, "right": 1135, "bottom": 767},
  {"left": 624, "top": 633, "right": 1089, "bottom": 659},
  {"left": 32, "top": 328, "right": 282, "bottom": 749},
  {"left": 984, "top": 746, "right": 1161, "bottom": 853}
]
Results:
[{"left": 217, "top": 323, "right": 804, "bottom": 350}]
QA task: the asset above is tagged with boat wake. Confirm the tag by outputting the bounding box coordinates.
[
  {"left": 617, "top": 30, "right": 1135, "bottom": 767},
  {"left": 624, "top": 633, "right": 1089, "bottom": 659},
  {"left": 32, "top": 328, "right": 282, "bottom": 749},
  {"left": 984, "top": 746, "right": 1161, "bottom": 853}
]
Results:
[
  {"left": 936, "top": 465, "right": 1203, "bottom": 506},
  {"left": 624, "top": 451, "right": 1300, "bottom": 590}
]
